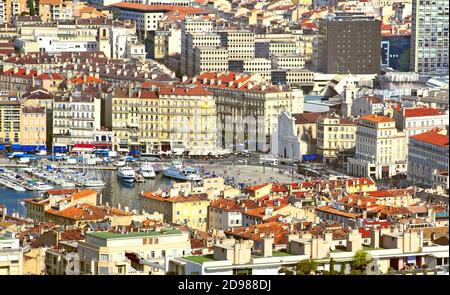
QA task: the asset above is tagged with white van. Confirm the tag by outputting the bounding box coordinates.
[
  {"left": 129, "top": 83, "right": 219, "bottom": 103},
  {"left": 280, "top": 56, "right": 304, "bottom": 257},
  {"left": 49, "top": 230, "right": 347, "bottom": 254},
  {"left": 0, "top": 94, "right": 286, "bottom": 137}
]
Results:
[{"left": 17, "top": 157, "right": 30, "bottom": 164}]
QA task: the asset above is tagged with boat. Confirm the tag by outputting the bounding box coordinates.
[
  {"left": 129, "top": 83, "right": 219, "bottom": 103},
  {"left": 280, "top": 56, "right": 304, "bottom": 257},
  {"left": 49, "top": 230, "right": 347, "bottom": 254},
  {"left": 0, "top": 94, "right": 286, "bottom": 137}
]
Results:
[
  {"left": 32, "top": 182, "right": 54, "bottom": 191},
  {"left": 117, "top": 167, "right": 136, "bottom": 183},
  {"left": 138, "top": 162, "right": 156, "bottom": 178},
  {"left": 163, "top": 166, "right": 202, "bottom": 182},
  {"left": 81, "top": 178, "right": 106, "bottom": 187}
]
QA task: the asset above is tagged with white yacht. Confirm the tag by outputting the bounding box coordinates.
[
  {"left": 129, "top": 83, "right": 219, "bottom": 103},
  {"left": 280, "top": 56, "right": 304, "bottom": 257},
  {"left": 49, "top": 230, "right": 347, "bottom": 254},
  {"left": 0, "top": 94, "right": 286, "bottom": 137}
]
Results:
[
  {"left": 138, "top": 162, "right": 156, "bottom": 178},
  {"left": 117, "top": 167, "right": 136, "bottom": 183}
]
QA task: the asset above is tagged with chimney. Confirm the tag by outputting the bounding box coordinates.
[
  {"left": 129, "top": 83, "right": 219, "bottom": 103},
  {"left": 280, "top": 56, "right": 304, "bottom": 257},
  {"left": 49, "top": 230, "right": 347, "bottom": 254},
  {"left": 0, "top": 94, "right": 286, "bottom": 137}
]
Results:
[
  {"left": 370, "top": 228, "right": 380, "bottom": 248},
  {"left": 262, "top": 236, "right": 274, "bottom": 257}
]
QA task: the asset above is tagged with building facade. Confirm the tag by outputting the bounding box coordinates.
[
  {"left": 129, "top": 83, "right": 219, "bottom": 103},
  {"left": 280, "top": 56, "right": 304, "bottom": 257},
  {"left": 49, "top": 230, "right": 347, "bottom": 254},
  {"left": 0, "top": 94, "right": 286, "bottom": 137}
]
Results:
[
  {"left": 407, "top": 128, "right": 449, "bottom": 187},
  {"left": 410, "top": 0, "right": 449, "bottom": 75},
  {"left": 317, "top": 13, "right": 381, "bottom": 74},
  {"left": 348, "top": 115, "right": 407, "bottom": 179}
]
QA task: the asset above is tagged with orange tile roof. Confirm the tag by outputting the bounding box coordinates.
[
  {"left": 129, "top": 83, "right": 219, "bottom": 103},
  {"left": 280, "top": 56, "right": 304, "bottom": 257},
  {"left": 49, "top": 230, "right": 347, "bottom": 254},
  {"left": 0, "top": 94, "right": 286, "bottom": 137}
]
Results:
[
  {"left": 245, "top": 183, "right": 270, "bottom": 191},
  {"left": 360, "top": 114, "right": 394, "bottom": 123},
  {"left": 141, "top": 192, "right": 209, "bottom": 203},
  {"left": 158, "top": 85, "right": 212, "bottom": 96},
  {"left": 410, "top": 128, "right": 449, "bottom": 147},
  {"left": 404, "top": 107, "right": 444, "bottom": 118},
  {"left": 46, "top": 188, "right": 80, "bottom": 196},
  {"left": 225, "top": 222, "right": 289, "bottom": 244},
  {"left": 111, "top": 3, "right": 208, "bottom": 14},
  {"left": 316, "top": 206, "right": 360, "bottom": 219},
  {"left": 46, "top": 203, "right": 131, "bottom": 221}
]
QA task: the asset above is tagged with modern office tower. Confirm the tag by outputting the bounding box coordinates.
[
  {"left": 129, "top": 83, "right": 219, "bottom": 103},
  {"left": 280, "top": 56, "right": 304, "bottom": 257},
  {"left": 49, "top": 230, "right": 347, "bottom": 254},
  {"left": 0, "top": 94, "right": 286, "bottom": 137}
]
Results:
[
  {"left": 410, "top": 0, "right": 449, "bottom": 75},
  {"left": 317, "top": 13, "right": 381, "bottom": 74}
]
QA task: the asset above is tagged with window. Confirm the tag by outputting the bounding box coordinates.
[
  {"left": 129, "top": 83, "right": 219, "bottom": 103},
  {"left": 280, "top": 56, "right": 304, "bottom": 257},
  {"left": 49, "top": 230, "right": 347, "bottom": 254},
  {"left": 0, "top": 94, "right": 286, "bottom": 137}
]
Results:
[{"left": 100, "top": 254, "right": 109, "bottom": 261}]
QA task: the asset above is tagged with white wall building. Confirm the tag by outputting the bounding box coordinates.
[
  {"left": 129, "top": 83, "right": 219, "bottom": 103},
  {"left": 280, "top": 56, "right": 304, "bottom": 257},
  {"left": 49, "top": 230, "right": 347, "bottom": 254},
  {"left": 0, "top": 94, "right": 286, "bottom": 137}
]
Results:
[
  {"left": 407, "top": 128, "right": 449, "bottom": 187},
  {"left": 348, "top": 114, "right": 407, "bottom": 179}
]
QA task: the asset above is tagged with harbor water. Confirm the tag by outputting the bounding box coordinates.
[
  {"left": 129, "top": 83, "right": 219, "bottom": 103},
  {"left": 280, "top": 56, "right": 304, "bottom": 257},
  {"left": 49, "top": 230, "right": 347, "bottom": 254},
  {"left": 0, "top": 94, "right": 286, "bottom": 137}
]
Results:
[{"left": 0, "top": 169, "right": 175, "bottom": 217}]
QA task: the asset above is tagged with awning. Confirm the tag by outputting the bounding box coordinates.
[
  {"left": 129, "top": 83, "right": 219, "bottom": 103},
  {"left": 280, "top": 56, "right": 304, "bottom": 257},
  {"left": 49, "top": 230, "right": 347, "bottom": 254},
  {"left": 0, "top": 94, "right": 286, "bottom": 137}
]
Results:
[
  {"left": 72, "top": 143, "right": 95, "bottom": 153},
  {"left": 0, "top": 145, "right": 5, "bottom": 151},
  {"left": 428, "top": 252, "right": 449, "bottom": 258},
  {"left": 11, "top": 144, "right": 21, "bottom": 151},
  {"left": 94, "top": 143, "right": 112, "bottom": 147}
]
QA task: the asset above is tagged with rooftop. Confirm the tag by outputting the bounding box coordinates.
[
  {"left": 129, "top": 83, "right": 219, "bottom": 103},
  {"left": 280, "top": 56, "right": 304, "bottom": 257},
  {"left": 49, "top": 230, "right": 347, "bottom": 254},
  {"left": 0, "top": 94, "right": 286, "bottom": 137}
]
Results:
[
  {"left": 87, "top": 229, "right": 181, "bottom": 240},
  {"left": 183, "top": 254, "right": 216, "bottom": 263}
]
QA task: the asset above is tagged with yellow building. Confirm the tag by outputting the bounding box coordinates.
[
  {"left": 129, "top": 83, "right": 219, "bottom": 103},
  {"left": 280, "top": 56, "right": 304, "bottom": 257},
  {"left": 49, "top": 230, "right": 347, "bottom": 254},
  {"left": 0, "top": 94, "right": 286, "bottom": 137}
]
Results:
[
  {"left": 0, "top": 234, "right": 23, "bottom": 275},
  {"left": 317, "top": 115, "right": 357, "bottom": 164},
  {"left": 0, "top": 99, "right": 21, "bottom": 147},
  {"left": 140, "top": 192, "right": 210, "bottom": 231},
  {"left": 106, "top": 85, "right": 216, "bottom": 154},
  {"left": 0, "top": 0, "right": 27, "bottom": 24},
  {"left": 20, "top": 106, "right": 46, "bottom": 148},
  {"left": 38, "top": 0, "right": 64, "bottom": 22}
]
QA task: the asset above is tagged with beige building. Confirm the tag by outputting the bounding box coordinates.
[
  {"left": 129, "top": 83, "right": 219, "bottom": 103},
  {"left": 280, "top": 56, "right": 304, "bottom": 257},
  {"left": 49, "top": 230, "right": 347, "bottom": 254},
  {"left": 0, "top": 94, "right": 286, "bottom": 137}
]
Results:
[
  {"left": 0, "top": 234, "right": 23, "bottom": 275},
  {"left": 140, "top": 192, "right": 210, "bottom": 231},
  {"left": 0, "top": 99, "right": 21, "bottom": 146},
  {"left": 193, "top": 72, "right": 304, "bottom": 152},
  {"left": 77, "top": 228, "right": 191, "bottom": 275},
  {"left": 0, "top": 0, "right": 27, "bottom": 24},
  {"left": 20, "top": 106, "right": 46, "bottom": 148},
  {"left": 193, "top": 46, "right": 229, "bottom": 76},
  {"left": 106, "top": 85, "right": 216, "bottom": 154},
  {"left": 317, "top": 115, "right": 356, "bottom": 164},
  {"left": 348, "top": 114, "right": 407, "bottom": 179}
]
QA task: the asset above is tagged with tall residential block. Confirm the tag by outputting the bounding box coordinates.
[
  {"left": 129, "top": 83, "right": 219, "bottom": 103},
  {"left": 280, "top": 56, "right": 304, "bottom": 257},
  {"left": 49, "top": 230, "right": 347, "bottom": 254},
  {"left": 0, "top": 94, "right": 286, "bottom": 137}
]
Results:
[
  {"left": 317, "top": 13, "right": 381, "bottom": 74},
  {"left": 410, "top": 0, "right": 449, "bottom": 75}
]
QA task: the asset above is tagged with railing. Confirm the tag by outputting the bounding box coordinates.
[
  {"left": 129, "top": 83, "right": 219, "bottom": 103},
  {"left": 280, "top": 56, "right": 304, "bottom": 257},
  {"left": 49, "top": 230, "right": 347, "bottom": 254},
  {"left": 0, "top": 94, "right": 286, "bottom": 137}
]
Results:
[{"left": 389, "top": 266, "right": 449, "bottom": 275}]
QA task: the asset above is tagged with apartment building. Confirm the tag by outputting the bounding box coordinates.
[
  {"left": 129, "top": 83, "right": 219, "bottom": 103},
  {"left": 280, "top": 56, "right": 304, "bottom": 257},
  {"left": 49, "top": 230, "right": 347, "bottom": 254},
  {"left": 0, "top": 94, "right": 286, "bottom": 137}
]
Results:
[
  {"left": 393, "top": 105, "right": 449, "bottom": 137},
  {"left": 255, "top": 40, "right": 298, "bottom": 59},
  {"left": 74, "top": 229, "right": 192, "bottom": 275},
  {"left": 20, "top": 106, "right": 46, "bottom": 149},
  {"left": 317, "top": 115, "right": 356, "bottom": 164},
  {"left": 192, "top": 72, "right": 304, "bottom": 152},
  {"left": 271, "top": 54, "right": 305, "bottom": 70},
  {"left": 112, "top": 2, "right": 208, "bottom": 40},
  {"left": 317, "top": 13, "right": 381, "bottom": 74},
  {"left": 0, "top": 0, "right": 26, "bottom": 24},
  {"left": 0, "top": 99, "right": 21, "bottom": 146},
  {"left": 0, "top": 68, "right": 38, "bottom": 94},
  {"left": 15, "top": 18, "right": 140, "bottom": 59},
  {"left": 184, "top": 32, "right": 222, "bottom": 76},
  {"left": 140, "top": 192, "right": 210, "bottom": 231},
  {"left": 106, "top": 85, "right": 216, "bottom": 153},
  {"left": 170, "top": 238, "right": 308, "bottom": 275},
  {"left": 242, "top": 58, "right": 272, "bottom": 81},
  {"left": 217, "top": 30, "right": 255, "bottom": 61},
  {"left": 410, "top": 0, "right": 449, "bottom": 75},
  {"left": 0, "top": 233, "right": 23, "bottom": 275},
  {"left": 193, "top": 46, "right": 228, "bottom": 75},
  {"left": 408, "top": 128, "right": 449, "bottom": 187},
  {"left": 52, "top": 91, "right": 102, "bottom": 150},
  {"left": 348, "top": 115, "right": 407, "bottom": 179},
  {"left": 180, "top": 17, "right": 215, "bottom": 76}
]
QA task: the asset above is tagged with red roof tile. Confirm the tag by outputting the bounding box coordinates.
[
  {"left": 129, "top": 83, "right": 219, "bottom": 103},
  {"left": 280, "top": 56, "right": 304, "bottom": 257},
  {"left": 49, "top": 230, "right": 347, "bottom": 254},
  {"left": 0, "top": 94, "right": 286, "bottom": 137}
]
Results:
[{"left": 410, "top": 128, "right": 449, "bottom": 147}]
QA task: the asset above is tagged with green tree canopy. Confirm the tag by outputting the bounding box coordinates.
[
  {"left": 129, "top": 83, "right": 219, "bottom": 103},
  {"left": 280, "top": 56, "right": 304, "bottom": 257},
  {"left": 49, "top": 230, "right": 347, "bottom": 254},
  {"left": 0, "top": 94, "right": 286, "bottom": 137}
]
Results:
[{"left": 296, "top": 259, "right": 318, "bottom": 275}]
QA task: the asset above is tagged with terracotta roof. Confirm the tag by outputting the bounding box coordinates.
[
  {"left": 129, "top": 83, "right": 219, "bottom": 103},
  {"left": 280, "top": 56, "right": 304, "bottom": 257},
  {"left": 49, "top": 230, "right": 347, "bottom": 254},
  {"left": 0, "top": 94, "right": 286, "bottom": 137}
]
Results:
[
  {"left": 292, "top": 112, "right": 326, "bottom": 124},
  {"left": 316, "top": 206, "right": 360, "bottom": 219},
  {"left": 46, "top": 203, "right": 131, "bottom": 221},
  {"left": 225, "top": 222, "right": 289, "bottom": 244},
  {"left": 158, "top": 85, "right": 212, "bottom": 96},
  {"left": 46, "top": 189, "right": 80, "bottom": 196},
  {"left": 410, "top": 128, "right": 449, "bottom": 147},
  {"left": 111, "top": 3, "right": 208, "bottom": 14},
  {"left": 141, "top": 192, "right": 209, "bottom": 203},
  {"left": 360, "top": 114, "right": 394, "bottom": 123},
  {"left": 245, "top": 183, "right": 270, "bottom": 191},
  {"left": 39, "top": 0, "right": 62, "bottom": 5},
  {"left": 404, "top": 107, "right": 445, "bottom": 118}
]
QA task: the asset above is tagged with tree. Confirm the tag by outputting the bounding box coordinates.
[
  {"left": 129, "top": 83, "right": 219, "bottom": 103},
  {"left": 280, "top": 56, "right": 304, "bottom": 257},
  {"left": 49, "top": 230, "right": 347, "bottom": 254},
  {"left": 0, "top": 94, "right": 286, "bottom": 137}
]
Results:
[
  {"left": 279, "top": 267, "right": 294, "bottom": 275},
  {"left": 329, "top": 258, "right": 335, "bottom": 275},
  {"left": 295, "top": 259, "right": 318, "bottom": 275},
  {"left": 339, "top": 263, "right": 346, "bottom": 275},
  {"left": 351, "top": 250, "right": 373, "bottom": 274},
  {"left": 28, "top": 0, "right": 35, "bottom": 16}
]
